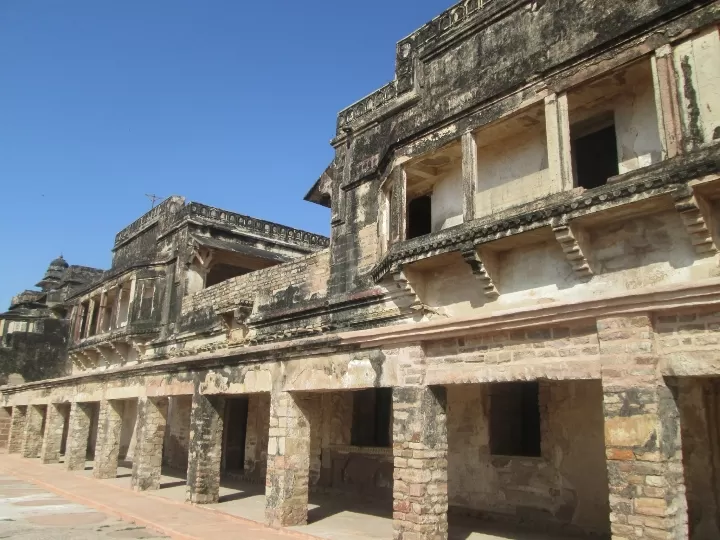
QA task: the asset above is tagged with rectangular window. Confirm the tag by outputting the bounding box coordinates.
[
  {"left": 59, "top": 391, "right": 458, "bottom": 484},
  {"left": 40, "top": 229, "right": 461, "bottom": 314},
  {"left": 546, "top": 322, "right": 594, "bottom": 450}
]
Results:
[
  {"left": 351, "top": 388, "right": 392, "bottom": 448},
  {"left": 572, "top": 116, "right": 619, "bottom": 190},
  {"left": 490, "top": 382, "right": 541, "bottom": 457},
  {"left": 407, "top": 195, "right": 432, "bottom": 239}
]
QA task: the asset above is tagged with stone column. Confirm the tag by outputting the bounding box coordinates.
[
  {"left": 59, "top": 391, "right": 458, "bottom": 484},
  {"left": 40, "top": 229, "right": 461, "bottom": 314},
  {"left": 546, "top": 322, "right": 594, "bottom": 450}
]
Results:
[
  {"left": 265, "top": 391, "right": 320, "bottom": 528},
  {"left": 392, "top": 386, "right": 449, "bottom": 540},
  {"left": 462, "top": 131, "right": 478, "bottom": 222},
  {"left": 93, "top": 400, "right": 124, "bottom": 479},
  {"left": 545, "top": 92, "right": 573, "bottom": 193},
  {"left": 131, "top": 397, "right": 168, "bottom": 491},
  {"left": 0, "top": 407, "right": 11, "bottom": 450},
  {"left": 21, "top": 405, "right": 45, "bottom": 458},
  {"left": 651, "top": 45, "right": 683, "bottom": 159},
  {"left": 40, "top": 404, "right": 66, "bottom": 464},
  {"left": 66, "top": 402, "right": 94, "bottom": 471},
  {"left": 8, "top": 406, "right": 27, "bottom": 454},
  {"left": 599, "top": 315, "right": 688, "bottom": 540},
  {"left": 389, "top": 167, "right": 407, "bottom": 247},
  {"left": 186, "top": 393, "right": 225, "bottom": 504}
]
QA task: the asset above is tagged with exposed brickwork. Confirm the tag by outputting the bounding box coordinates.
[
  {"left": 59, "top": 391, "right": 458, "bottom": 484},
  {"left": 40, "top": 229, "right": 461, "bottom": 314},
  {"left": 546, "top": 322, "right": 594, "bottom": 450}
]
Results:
[
  {"left": 7, "top": 406, "right": 27, "bottom": 454},
  {"left": 424, "top": 323, "right": 599, "bottom": 365},
  {"left": 244, "top": 393, "right": 270, "bottom": 481},
  {"left": 186, "top": 394, "right": 224, "bottom": 504},
  {"left": 181, "top": 249, "right": 330, "bottom": 315},
  {"left": 40, "top": 403, "right": 67, "bottom": 464},
  {"left": 0, "top": 407, "right": 11, "bottom": 450},
  {"left": 393, "top": 386, "right": 448, "bottom": 540},
  {"left": 131, "top": 397, "right": 168, "bottom": 491},
  {"left": 21, "top": 405, "right": 45, "bottom": 458},
  {"left": 65, "top": 402, "right": 94, "bottom": 471},
  {"left": 94, "top": 399, "right": 124, "bottom": 479},
  {"left": 599, "top": 315, "right": 688, "bottom": 540},
  {"left": 265, "top": 391, "right": 320, "bottom": 528}
]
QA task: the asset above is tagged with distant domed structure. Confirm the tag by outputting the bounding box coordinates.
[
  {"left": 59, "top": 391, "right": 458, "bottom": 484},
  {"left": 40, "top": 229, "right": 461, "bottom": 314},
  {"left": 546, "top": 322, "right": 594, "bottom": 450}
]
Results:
[{"left": 35, "top": 255, "right": 69, "bottom": 291}]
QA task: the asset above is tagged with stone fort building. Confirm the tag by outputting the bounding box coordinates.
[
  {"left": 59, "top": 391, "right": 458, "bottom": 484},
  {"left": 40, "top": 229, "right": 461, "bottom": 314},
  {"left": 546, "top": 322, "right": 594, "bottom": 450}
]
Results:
[{"left": 2, "top": 1, "right": 720, "bottom": 539}]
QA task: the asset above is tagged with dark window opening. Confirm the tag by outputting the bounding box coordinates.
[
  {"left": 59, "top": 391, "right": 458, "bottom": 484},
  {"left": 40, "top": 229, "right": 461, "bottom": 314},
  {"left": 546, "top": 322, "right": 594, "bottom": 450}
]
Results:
[
  {"left": 222, "top": 397, "right": 249, "bottom": 472},
  {"left": 206, "top": 264, "right": 251, "bottom": 288},
  {"left": 572, "top": 123, "right": 619, "bottom": 190},
  {"left": 490, "top": 382, "right": 541, "bottom": 457},
  {"left": 407, "top": 196, "right": 432, "bottom": 239},
  {"left": 351, "top": 388, "right": 392, "bottom": 448}
]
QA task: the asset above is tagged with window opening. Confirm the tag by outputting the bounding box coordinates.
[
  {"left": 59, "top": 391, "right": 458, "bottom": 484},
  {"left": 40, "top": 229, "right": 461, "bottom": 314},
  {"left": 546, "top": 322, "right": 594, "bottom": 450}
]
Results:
[
  {"left": 490, "top": 382, "right": 541, "bottom": 457},
  {"left": 407, "top": 195, "right": 432, "bottom": 239},
  {"left": 351, "top": 388, "right": 392, "bottom": 448},
  {"left": 572, "top": 119, "right": 619, "bottom": 190}
]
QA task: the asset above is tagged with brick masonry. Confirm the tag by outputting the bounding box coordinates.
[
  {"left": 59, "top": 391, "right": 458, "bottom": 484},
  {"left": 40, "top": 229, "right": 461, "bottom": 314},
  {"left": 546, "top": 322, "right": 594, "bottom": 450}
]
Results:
[
  {"left": 393, "top": 386, "right": 449, "bottom": 540},
  {"left": 599, "top": 315, "right": 688, "bottom": 540},
  {"left": 7, "top": 406, "right": 27, "bottom": 454},
  {"left": 65, "top": 402, "right": 94, "bottom": 471},
  {"left": 21, "top": 405, "right": 45, "bottom": 458},
  {"left": 186, "top": 393, "right": 224, "bottom": 504},
  {"left": 94, "top": 399, "right": 125, "bottom": 479},
  {"left": 40, "top": 403, "right": 67, "bottom": 464},
  {"left": 265, "top": 391, "right": 320, "bottom": 528},
  {"left": 131, "top": 397, "right": 168, "bottom": 491}
]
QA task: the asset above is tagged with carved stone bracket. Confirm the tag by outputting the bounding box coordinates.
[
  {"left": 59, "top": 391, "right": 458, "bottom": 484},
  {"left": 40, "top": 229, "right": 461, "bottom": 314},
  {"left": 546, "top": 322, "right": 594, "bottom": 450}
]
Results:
[
  {"left": 551, "top": 217, "right": 593, "bottom": 280},
  {"left": 109, "top": 341, "right": 129, "bottom": 364},
  {"left": 389, "top": 264, "right": 423, "bottom": 311},
  {"left": 672, "top": 186, "right": 718, "bottom": 257},
  {"left": 461, "top": 245, "right": 499, "bottom": 299}
]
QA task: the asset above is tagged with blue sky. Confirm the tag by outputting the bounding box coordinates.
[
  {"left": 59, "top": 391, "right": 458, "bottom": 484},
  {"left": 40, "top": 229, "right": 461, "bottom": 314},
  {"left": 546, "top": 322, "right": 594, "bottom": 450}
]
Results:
[{"left": 0, "top": 0, "right": 451, "bottom": 307}]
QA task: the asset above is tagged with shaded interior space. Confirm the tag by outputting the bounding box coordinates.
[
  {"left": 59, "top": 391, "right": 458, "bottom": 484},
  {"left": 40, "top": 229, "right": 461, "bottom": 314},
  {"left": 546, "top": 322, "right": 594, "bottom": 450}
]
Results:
[
  {"left": 405, "top": 140, "right": 463, "bottom": 237},
  {"left": 86, "top": 401, "right": 100, "bottom": 461},
  {"left": 117, "top": 398, "right": 138, "bottom": 468},
  {"left": 222, "top": 396, "right": 249, "bottom": 474},
  {"left": 677, "top": 377, "right": 720, "bottom": 540},
  {"left": 567, "top": 58, "right": 663, "bottom": 188},
  {"left": 445, "top": 381, "right": 611, "bottom": 539}
]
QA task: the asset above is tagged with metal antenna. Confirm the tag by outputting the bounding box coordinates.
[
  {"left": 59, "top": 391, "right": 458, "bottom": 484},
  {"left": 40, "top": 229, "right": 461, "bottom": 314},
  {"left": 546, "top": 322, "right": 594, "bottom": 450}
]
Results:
[{"left": 145, "top": 194, "right": 163, "bottom": 209}]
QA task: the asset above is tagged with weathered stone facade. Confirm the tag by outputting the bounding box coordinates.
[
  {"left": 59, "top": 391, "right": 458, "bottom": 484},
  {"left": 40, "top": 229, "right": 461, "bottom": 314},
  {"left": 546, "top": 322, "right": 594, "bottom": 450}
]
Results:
[{"left": 3, "top": 1, "right": 720, "bottom": 540}]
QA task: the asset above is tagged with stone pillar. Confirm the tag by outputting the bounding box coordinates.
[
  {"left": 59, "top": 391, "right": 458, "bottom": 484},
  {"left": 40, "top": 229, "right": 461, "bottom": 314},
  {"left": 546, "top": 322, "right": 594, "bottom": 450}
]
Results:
[
  {"left": 7, "top": 406, "right": 27, "bottom": 454},
  {"left": 65, "top": 402, "right": 94, "bottom": 471},
  {"left": 265, "top": 391, "right": 320, "bottom": 528},
  {"left": 93, "top": 400, "right": 124, "bottom": 479},
  {"left": 462, "top": 131, "right": 478, "bottom": 222},
  {"left": 651, "top": 45, "right": 683, "bottom": 159},
  {"left": 545, "top": 92, "right": 573, "bottom": 193},
  {"left": 392, "top": 386, "right": 449, "bottom": 540},
  {"left": 186, "top": 393, "right": 225, "bottom": 504},
  {"left": 84, "top": 299, "right": 96, "bottom": 338},
  {"left": 131, "top": 397, "right": 168, "bottom": 491},
  {"left": 599, "top": 315, "right": 688, "bottom": 540},
  {"left": 389, "top": 167, "right": 407, "bottom": 247},
  {"left": 21, "top": 405, "right": 45, "bottom": 458},
  {"left": 40, "top": 404, "right": 66, "bottom": 464},
  {"left": 0, "top": 407, "right": 11, "bottom": 450}
]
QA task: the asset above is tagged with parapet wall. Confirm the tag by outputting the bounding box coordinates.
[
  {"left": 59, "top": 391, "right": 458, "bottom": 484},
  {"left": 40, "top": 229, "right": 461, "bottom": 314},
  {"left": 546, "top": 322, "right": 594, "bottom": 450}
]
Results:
[{"left": 179, "top": 249, "right": 331, "bottom": 332}]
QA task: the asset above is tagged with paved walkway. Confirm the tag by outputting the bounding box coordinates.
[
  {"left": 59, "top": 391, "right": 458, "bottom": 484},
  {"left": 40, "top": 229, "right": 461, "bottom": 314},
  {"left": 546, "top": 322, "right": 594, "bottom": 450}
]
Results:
[
  {"left": 0, "top": 473, "right": 167, "bottom": 539},
  {"left": 0, "top": 454, "right": 590, "bottom": 540},
  {"left": 0, "top": 454, "right": 316, "bottom": 540}
]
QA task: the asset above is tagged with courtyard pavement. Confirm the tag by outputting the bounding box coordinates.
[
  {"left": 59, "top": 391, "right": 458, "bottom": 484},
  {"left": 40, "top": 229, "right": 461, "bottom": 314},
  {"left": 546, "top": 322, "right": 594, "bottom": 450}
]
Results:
[{"left": 0, "top": 453, "right": 587, "bottom": 540}]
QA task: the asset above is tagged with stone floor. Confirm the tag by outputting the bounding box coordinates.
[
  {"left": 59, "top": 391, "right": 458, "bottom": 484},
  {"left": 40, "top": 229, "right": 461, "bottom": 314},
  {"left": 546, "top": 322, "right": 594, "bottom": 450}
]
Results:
[
  {"left": 75, "top": 462, "right": 587, "bottom": 540},
  {"left": 0, "top": 474, "right": 167, "bottom": 539}
]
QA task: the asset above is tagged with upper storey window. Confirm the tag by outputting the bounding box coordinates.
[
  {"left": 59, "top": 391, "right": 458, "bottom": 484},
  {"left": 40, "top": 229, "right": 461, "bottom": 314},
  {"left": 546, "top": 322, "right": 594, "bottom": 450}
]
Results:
[
  {"left": 571, "top": 114, "right": 619, "bottom": 190},
  {"left": 567, "top": 60, "right": 662, "bottom": 187},
  {"left": 404, "top": 141, "right": 463, "bottom": 238}
]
